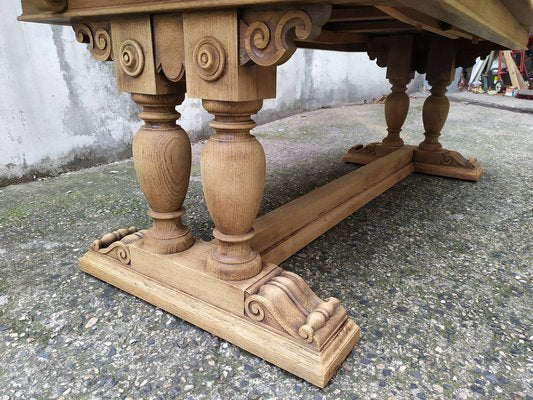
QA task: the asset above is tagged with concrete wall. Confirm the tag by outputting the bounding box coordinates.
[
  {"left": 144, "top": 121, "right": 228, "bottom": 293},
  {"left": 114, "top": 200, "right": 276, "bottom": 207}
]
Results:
[{"left": 1, "top": 1, "right": 420, "bottom": 186}]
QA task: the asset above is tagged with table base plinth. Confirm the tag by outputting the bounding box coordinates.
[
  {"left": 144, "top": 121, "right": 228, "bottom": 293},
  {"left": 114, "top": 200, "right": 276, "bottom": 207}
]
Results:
[
  {"left": 80, "top": 246, "right": 360, "bottom": 388},
  {"left": 79, "top": 148, "right": 417, "bottom": 387},
  {"left": 343, "top": 143, "right": 482, "bottom": 181}
]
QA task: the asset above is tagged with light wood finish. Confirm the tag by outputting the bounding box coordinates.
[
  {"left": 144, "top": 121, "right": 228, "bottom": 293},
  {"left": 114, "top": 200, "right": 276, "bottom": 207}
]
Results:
[
  {"left": 132, "top": 90, "right": 194, "bottom": 254},
  {"left": 501, "top": 0, "right": 533, "bottom": 34},
  {"left": 80, "top": 251, "right": 360, "bottom": 388},
  {"left": 376, "top": 6, "right": 474, "bottom": 40},
  {"left": 325, "top": 19, "right": 413, "bottom": 33},
  {"left": 239, "top": 5, "right": 331, "bottom": 67},
  {"left": 201, "top": 100, "right": 265, "bottom": 281},
  {"left": 182, "top": 10, "right": 276, "bottom": 102},
  {"left": 344, "top": 36, "right": 482, "bottom": 181},
  {"left": 131, "top": 240, "right": 276, "bottom": 315},
  {"left": 153, "top": 14, "right": 186, "bottom": 83},
  {"left": 128, "top": 239, "right": 353, "bottom": 355},
  {"left": 412, "top": 149, "right": 482, "bottom": 181},
  {"left": 395, "top": 0, "right": 529, "bottom": 50},
  {"left": 342, "top": 35, "right": 413, "bottom": 162},
  {"left": 382, "top": 35, "right": 413, "bottom": 147},
  {"left": 19, "top": 0, "right": 527, "bottom": 387},
  {"left": 329, "top": 6, "right": 393, "bottom": 22},
  {"left": 254, "top": 147, "right": 412, "bottom": 255},
  {"left": 343, "top": 145, "right": 482, "bottom": 182},
  {"left": 256, "top": 148, "right": 414, "bottom": 264},
  {"left": 19, "top": 0, "right": 532, "bottom": 50},
  {"left": 111, "top": 16, "right": 180, "bottom": 95}
]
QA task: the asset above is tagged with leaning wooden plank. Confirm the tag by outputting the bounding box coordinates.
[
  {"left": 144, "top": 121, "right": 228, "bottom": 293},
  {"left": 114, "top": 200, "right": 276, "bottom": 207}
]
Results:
[
  {"left": 262, "top": 163, "right": 414, "bottom": 264},
  {"left": 395, "top": 0, "right": 529, "bottom": 50},
  {"left": 252, "top": 147, "right": 413, "bottom": 255},
  {"left": 503, "top": 51, "right": 528, "bottom": 90}
]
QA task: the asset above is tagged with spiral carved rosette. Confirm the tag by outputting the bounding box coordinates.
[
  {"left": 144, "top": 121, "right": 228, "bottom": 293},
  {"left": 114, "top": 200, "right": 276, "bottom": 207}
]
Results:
[
  {"left": 90, "top": 227, "right": 146, "bottom": 266},
  {"left": 119, "top": 40, "right": 145, "bottom": 77},
  {"left": 34, "top": 0, "right": 67, "bottom": 13},
  {"left": 245, "top": 268, "right": 347, "bottom": 350},
  {"left": 73, "top": 23, "right": 112, "bottom": 62},
  {"left": 193, "top": 37, "right": 226, "bottom": 81},
  {"left": 240, "top": 5, "right": 331, "bottom": 67}
]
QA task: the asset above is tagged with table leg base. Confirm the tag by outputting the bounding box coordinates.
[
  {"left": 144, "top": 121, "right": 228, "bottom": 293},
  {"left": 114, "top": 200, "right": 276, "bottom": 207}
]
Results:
[
  {"left": 80, "top": 149, "right": 418, "bottom": 386},
  {"left": 80, "top": 239, "right": 360, "bottom": 388},
  {"left": 343, "top": 143, "right": 482, "bottom": 182}
]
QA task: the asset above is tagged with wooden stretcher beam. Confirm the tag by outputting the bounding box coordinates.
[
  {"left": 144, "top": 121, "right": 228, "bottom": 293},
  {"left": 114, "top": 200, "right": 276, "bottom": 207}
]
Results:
[{"left": 253, "top": 146, "right": 414, "bottom": 263}]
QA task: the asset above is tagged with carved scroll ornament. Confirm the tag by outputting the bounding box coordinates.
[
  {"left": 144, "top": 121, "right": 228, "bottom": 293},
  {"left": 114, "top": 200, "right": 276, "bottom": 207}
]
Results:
[
  {"left": 73, "top": 23, "right": 113, "bottom": 62},
  {"left": 240, "top": 5, "right": 331, "bottom": 67},
  {"left": 90, "top": 227, "right": 145, "bottom": 265},
  {"left": 245, "top": 269, "right": 347, "bottom": 350},
  {"left": 34, "top": 0, "right": 67, "bottom": 13},
  {"left": 441, "top": 150, "right": 477, "bottom": 169},
  {"left": 348, "top": 143, "right": 379, "bottom": 156}
]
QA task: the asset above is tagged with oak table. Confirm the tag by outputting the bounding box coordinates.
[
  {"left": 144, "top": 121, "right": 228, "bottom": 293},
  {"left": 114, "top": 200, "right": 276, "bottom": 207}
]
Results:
[{"left": 18, "top": 0, "right": 532, "bottom": 387}]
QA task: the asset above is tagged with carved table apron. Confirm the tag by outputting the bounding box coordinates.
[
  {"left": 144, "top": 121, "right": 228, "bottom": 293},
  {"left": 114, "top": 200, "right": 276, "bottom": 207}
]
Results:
[{"left": 18, "top": 0, "right": 530, "bottom": 387}]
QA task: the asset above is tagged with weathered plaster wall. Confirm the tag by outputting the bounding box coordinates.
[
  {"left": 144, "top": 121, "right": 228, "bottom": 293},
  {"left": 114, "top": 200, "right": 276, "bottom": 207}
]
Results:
[{"left": 1, "top": 2, "right": 420, "bottom": 186}]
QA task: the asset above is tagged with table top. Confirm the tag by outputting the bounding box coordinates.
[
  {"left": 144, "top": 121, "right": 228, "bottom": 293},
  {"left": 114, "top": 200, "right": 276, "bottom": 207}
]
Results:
[{"left": 19, "top": 0, "right": 533, "bottom": 50}]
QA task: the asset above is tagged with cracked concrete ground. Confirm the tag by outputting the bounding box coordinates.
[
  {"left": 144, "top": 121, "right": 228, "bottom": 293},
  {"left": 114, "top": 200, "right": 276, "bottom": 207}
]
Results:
[{"left": 0, "top": 96, "right": 532, "bottom": 399}]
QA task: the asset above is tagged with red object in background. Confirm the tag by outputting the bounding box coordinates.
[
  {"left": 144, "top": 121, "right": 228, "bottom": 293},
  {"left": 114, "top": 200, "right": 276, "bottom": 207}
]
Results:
[{"left": 493, "top": 50, "right": 530, "bottom": 92}]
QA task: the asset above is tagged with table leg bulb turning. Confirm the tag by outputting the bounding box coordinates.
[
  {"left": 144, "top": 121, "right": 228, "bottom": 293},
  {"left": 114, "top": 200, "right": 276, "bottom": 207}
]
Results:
[{"left": 132, "top": 91, "right": 194, "bottom": 254}]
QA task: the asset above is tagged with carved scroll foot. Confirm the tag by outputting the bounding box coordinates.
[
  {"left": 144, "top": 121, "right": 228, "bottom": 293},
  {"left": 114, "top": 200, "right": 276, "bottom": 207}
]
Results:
[
  {"left": 413, "top": 148, "right": 482, "bottom": 181},
  {"left": 343, "top": 144, "right": 482, "bottom": 181},
  {"left": 342, "top": 142, "right": 402, "bottom": 165},
  {"left": 89, "top": 227, "right": 146, "bottom": 265},
  {"left": 245, "top": 267, "right": 351, "bottom": 352}
]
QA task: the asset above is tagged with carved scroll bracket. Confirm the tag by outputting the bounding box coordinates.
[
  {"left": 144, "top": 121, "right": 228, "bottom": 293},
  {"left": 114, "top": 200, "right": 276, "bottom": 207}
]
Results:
[
  {"left": 441, "top": 150, "right": 477, "bottom": 169},
  {"left": 73, "top": 22, "right": 113, "bottom": 62},
  {"left": 245, "top": 268, "right": 347, "bottom": 350},
  {"left": 240, "top": 5, "right": 331, "bottom": 67},
  {"left": 90, "top": 227, "right": 146, "bottom": 265}
]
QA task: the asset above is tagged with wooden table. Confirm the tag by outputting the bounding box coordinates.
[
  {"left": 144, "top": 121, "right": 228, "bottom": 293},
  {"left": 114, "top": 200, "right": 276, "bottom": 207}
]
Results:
[{"left": 19, "top": 0, "right": 531, "bottom": 387}]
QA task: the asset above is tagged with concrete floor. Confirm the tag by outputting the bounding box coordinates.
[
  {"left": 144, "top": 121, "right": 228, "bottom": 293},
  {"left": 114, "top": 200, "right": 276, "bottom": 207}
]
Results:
[{"left": 0, "top": 96, "right": 532, "bottom": 399}]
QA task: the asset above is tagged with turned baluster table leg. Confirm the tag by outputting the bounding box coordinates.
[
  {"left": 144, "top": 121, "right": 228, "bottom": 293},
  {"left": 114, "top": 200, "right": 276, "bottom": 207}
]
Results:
[
  {"left": 382, "top": 77, "right": 411, "bottom": 147},
  {"left": 418, "top": 80, "right": 449, "bottom": 151},
  {"left": 418, "top": 37, "right": 455, "bottom": 152},
  {"left": 77, "top": 7, "right": 361, "bottom": 387},
  {"left": 412, "top": 36, "right": 482, "bottom": 181},
  {"left": 132, "top": 89, "right": 194, "bottom": 254},
  {"left": 201, "top": 100, "right": 265, "bottom": 281},
  {"left": 382, "top": 35, "right": 414, "bottom": 147},
  {"left": 343, "top": 35, "right": 414, "bottom": 163}
]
